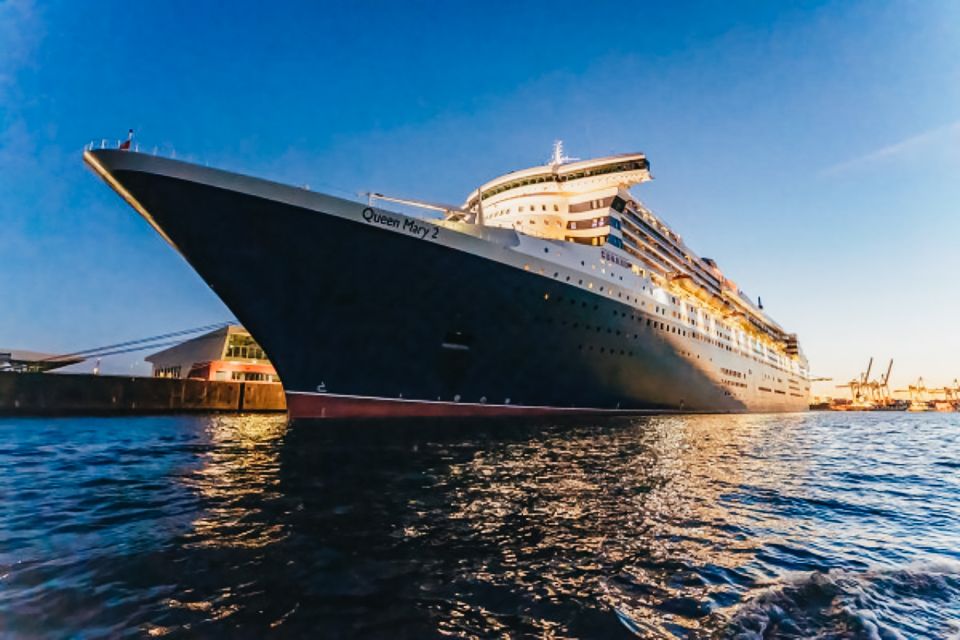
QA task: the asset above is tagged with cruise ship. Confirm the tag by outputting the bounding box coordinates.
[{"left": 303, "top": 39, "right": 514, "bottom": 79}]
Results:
[{"left": 84, "top": 142, "right": 809, "bottom": 419}]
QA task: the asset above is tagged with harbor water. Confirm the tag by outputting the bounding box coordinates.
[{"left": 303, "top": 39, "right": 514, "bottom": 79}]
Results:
[{"left": 1, "top": 413, "right": 958, "bottom": 638}]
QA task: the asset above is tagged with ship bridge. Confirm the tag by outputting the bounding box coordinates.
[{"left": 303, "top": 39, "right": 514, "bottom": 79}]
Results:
[{"left": 462, "top": 144, "right": 651, "bottom": 246}]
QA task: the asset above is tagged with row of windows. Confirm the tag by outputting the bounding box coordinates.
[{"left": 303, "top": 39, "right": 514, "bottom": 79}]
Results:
[
  {"left": 615, "top": 198, "right": 789, "bottom": 349},
  {"left": 224, "top": 334, "right": 267, "bottom": 360},
  {"left": 155, "top": 365, "right": 181, "bottom": 378},
  {"left": 519, "top": 203, "right": 560, "bottom": 213},
  {"left": 230, "top": 371, "right": 279, "bottom": 382},
  {"left": 536, "top": 287, "right": 807, "bottom": 382},
  {"left": 550, "top": 288, "right": 781, "bottom": 365},
  {"left": 564, "top": 235, "right": 605, "bottom": 246},
  {"left": 721, "top": 367, "right": 745, "bottom": 379},
  {"left": 567, "top": 216, "right": 610, "bottom": 230},
  {"left": 514, "top": 218, "right": 563, "bottom": 226},
  {"left": 490, "top": 203, "right": 562, "bottom": 218},
  {"left": 492, "top": 192, "right": 793, "bottom": 368},
  {"left": 530, "top": 260, "right": 804, "bottom": 378}
]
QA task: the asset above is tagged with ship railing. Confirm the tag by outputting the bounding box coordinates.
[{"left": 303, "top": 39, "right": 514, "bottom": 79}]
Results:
[
  {"left": 84, "top": 139, "right": 176, "bottom": 158},
  {"left": 85, "top": 139, "right": 142, "bottom": 152}
]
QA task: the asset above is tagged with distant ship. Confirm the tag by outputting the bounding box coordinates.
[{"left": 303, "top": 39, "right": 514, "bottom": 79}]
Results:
[{"left": 85, "top": 141, "right": 810, "bottom": 419}]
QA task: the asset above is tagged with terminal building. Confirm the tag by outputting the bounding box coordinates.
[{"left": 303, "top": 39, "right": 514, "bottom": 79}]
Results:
[{"left": 146, "top": 325, "right": 280, "bottom": 383}]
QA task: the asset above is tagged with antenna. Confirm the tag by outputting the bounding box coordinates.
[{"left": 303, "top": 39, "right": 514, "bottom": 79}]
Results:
[{"left": 549, "top": 140, "right": 578, "bottom": 166}]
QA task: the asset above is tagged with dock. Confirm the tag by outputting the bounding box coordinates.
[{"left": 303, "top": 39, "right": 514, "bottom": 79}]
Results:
[{"left": 0, "top": 372, "right": 286, "bottom": 416}]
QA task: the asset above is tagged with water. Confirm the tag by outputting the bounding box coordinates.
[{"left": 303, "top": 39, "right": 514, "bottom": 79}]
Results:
[{"left": 1, "top": 413, "right": 959, "bottom": 638}]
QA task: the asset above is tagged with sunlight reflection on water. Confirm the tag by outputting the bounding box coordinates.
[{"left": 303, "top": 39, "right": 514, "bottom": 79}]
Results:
[{"left": 0, "top": 412, "right": 958, "bottom": 637}]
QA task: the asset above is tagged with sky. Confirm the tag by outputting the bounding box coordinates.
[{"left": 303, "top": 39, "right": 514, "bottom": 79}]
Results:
[{"left": 1, "top": 0, "right": 958, "bottom": 393}]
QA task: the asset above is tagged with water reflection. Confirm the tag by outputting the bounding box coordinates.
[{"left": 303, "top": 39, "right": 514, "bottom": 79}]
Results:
[
  {"left": 390, "top": 415, "right": 812, "bottom": 637},
  {"left": 1, "top": 412, "right": 958, "bottom": 637},
  {"left": 183, "top": 415, "right": 288, "bottom": 550}
]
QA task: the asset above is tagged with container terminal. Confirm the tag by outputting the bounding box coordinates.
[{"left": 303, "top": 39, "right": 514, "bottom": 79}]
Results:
[{"left": 811, "top": 357, "right": 960, "bottom": 412}]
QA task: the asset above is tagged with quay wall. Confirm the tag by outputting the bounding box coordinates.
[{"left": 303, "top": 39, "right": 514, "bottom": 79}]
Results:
[{"left": 0, "top": 372, "right": 286, "bottom": 415}]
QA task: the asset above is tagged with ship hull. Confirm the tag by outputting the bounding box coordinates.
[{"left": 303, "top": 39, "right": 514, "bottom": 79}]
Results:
[{"left": 85, "top": 150, "right": 808, "bottom": 419}]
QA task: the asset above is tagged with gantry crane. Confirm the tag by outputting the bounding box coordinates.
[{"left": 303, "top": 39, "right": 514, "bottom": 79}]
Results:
[{"left": 836, "top": 357, "right": 874, "bottom": 404}]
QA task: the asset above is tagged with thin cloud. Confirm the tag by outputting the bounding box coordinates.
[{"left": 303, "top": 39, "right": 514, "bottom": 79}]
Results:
[
  {"left": 0, "top": 0, "right": 42, "bottom": 102},
  {"left": 821, "top": 119, "right": 960, "bottom": 177}
]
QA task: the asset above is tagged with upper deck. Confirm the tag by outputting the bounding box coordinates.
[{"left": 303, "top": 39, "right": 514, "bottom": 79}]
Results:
[
  {"left": 458, "top": 144, "right": 799, "bottom": 358},
  {"left": 464, "top": 151, "right": 651, "bottom": 209}
]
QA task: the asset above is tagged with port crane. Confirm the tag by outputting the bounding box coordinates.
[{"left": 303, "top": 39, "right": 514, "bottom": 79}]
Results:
[
  {"left": 925, "top": 379, "right": 960, "bottom": 410},
  {"left": 836, "top": 357, "right": 874, "bottom": 403},
  {"left": 895, "top": 377, "right": 932, "bottom": 411},
  {"left": 866, "top": 359, "right": 895, "bottom": 406}
]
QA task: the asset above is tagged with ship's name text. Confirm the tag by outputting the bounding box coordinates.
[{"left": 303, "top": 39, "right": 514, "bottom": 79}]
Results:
[
  {"left": 601, "top": 249, "right": 631, "bottom": 269},
  {"left": 362, "top": 208, "right": 438, "bottom": 240}
]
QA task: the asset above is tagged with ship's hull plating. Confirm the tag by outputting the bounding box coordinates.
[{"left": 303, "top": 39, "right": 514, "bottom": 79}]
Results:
[{"left": 86, "top": 150, "right": 807, "bottom": 419}]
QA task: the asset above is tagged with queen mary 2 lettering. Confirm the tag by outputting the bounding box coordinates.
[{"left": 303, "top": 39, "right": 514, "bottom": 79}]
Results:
[
  {"left": 362, "top": 207, "right": 439, "bottom": 240},
  {"left": 84, "top": 140, "right": 810, "bottom": 420}
]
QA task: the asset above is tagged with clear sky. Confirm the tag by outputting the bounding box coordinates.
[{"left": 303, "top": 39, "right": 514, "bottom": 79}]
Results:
[{"left": 1, "top": 0, "right": 958, "bottom": 392}]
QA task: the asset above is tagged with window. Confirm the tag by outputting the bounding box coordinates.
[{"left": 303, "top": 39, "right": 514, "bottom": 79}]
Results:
[
  {"left": 225, "top": 334, "right": 267, "bottom": 360},
  {"left": 231, "top": 371, "right": 274, "bottom": 382}
]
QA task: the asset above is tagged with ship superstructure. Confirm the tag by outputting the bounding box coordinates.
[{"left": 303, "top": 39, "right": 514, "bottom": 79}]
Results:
[
  {"left": 459, "top": 142, "right": 808, "bottom": 388},
  {"left": 85, "top": 140, "right": 809, "bottom": 419}
]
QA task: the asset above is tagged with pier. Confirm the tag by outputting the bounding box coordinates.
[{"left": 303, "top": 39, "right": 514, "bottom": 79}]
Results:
[{"left": 0, "top": 372, "right": 286, "bottom": 416}]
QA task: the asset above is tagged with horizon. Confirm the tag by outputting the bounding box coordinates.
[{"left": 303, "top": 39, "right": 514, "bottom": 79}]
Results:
[{"left": 2, "top": 0, "right": 959, "bottom": 393}]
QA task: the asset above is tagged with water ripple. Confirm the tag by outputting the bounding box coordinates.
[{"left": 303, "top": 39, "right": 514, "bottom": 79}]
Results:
[{"left": 1, "top": 412, "right": 959, "bottom": 637}]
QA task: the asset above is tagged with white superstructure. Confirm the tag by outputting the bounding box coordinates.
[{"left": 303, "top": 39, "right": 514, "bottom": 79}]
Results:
[{"left": 458, "top": 143, "right": 809, "bottom": 405}]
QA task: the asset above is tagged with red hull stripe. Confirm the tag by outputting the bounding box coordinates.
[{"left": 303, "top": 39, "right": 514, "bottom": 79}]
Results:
[{"left": 285, "top": 391, "right": 666, "bottom": 420}]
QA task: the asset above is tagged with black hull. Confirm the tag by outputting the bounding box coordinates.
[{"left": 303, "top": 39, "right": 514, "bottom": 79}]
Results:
[{"left": 86, "top": 150, "right": 806, "bottom": 418}]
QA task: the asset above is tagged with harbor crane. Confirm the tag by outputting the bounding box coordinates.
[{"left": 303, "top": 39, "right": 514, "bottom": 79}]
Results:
[
  {"left": 836, "top": 357, "right": 874, "bottom": 403},
  {"left": 866, "top": 359, "right": 895, "bottom": 405},
  {"left": 895, "top": 377, "right": 932, "bottom": 411}
]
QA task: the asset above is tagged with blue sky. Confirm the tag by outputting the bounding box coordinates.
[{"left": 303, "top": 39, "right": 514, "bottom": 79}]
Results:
[{"left": 1, "top": 0, "right": 958, "bottom": 392}]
